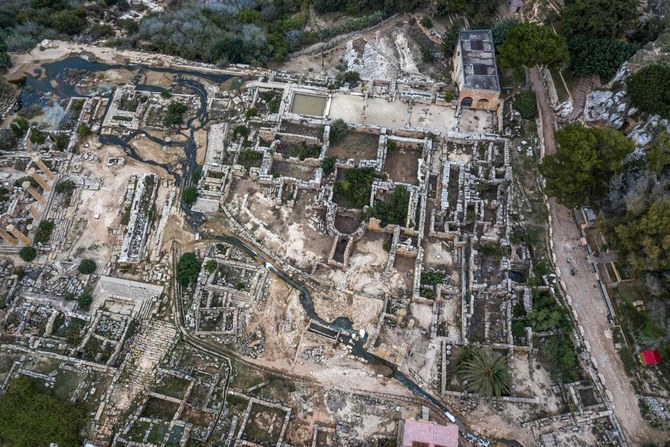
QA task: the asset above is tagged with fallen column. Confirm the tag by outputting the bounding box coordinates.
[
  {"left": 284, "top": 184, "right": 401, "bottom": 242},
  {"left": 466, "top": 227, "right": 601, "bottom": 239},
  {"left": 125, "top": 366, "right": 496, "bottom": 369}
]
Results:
[
  {"left": 22, "top": 181, "right": 46, "bottom": 205},
  {"left": 28, "top": 167, "right": 51, "bottom": 191},
  {"left": 6, "top": 225, "right": 31, "bottom": 245}
]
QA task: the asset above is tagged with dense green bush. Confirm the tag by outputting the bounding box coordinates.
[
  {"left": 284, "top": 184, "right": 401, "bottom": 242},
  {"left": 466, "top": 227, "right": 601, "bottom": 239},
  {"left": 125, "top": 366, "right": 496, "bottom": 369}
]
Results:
[
  {"left": 313, "top": 0, "right": 420, "bottom": 14},
  {"left": 0, "top": 376, "right": 86, "bottom": 447},
  {"left": 19, "top": 246, "right": 36, "bottom": 262},
  {"left": 34, "top": 220, "right": 55, "bottom": 244},
  {"left": 0, "top": 35, "right": 10, "bottom": 70},
  {"left": 527, "top": 292, "right": 571, "bottom": 332},
  {"left": 541, "top": 335, "right": 581, "bottom": 382},
  {"left": 421, "top": 271, "right": 444, "bottom": 285},
  {"left": 559, "top": 0, "right": 638, "bottom": 40},
  {"left": 182, "top": 186, "right": 198, "bottom": 206},
  {"left": 512, "top": 90, "right": 537, "bottom": 120},
  {"left": 333, "top": 167, "right": 376, "bottom": 209},
  {"left": 232, "top": 125, "right": 250, "bottom": 139},
  {"left": 362, "top": 186, "right": 410, "bottom": 226},
  {"left": 441, "top": 26, "right": 460, "bottom": 59},
  {"left": 78, "top": 259, "right": 96, "bottom": 274},
  {"left": 176, "top": 252, "right": 201, "bottom": 287},
  {"left": 568, "top": 37, "right": 636, "bottom": 82},
  {"left": 163, "top": 102, "right": 188, "bottom": 127},
  {"left": 626, "top": 64, "right": 670, "bottom": 118},
  {"left": 77, "top": 293, "right": 93, "bottom": 310},
  {"left": 329, "top": 119, "right": 348, "bottom": 144},
  {"left": 10, "top": 117, "right": 29, "bottom": 138},
  {"left": 322, "top": 156, "right": 337, "bottom": 175}
]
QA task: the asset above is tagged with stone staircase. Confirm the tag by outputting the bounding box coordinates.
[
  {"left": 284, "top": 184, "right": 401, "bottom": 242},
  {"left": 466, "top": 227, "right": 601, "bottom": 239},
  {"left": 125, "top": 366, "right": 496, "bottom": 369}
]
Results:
[
  {"left": 126, "top": 320, "right": 177, "bottom": 386},
  {"left": 567, "top": 75, "right": 597, "bottom": 121},
  {"left": 94, "top": 319, "right": 177, "bottom": 442}
]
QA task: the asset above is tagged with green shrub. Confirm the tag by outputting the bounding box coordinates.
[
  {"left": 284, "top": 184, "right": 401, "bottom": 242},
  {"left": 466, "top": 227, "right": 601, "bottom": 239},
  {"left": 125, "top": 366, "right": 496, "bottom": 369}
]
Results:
[
  {"left": 19, "top": 246, "right": 36, "bottom": 262},
  {"left": 513, "top": 90, "right": 537, "bottom": 119}
]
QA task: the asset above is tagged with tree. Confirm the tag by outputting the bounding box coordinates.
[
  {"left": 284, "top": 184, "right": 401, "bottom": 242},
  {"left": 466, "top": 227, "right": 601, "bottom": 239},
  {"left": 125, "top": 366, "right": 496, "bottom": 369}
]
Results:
[
  {"left": 607, "top": 199, "right": 670, "bottom": 274},
  {"left": 77, "top": 293, "right": 93, "bottom": 309},
  {"left": 19, "top": 246, "right": 36, "bottom": 262},
  {"left": 51, "top": 10, "right": 87, "bottom": 35},
  {"left": 0, "top": 35, "right": 11, "bottom": 70},
  {"left": 647, "top": 132, "right": 670, "bottom": 175},
  {"left": 498, "top": 22, "right": 569, "bottom": 69},
  {"left": 492, "top": 18, "right": 520, "bottom": 47},
  {"left": 539, "top": 124, "right": 634, "bottom": 207},
  {"left": 182, "top": 186, "right": 198, "bottom": 206},
  {"left": 457, "top": 348, "right": 511, "bottom": 399},
  {"left": 568, "top": 36, "right": 636, "bottom": 82},
  {"left": 78, "top": 259, "right": 96, "bottom": 274},
  {"left": 176, "top": 252, "right": 201, "bottom": 287},
  {"left": 442, "top": 26, "right": 461, "bottom": 59},
  {"left": 626, "top": 64, "right": 670, "bottom": 119},
  {"left": 559, "top": 0, "right": 638, "bottom": 40},
  {"left": 77, "top": 124, "right": 91, "bottom": 138},
  {"left": 0, "top": 376, "right": 86, "bottom": 447}
]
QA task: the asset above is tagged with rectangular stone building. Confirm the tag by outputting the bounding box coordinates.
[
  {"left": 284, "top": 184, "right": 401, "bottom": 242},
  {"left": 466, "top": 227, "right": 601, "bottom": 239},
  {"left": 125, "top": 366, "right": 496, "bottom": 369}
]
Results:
[{"left": 452, "top": 30, "right": 501, "bottom": 111}]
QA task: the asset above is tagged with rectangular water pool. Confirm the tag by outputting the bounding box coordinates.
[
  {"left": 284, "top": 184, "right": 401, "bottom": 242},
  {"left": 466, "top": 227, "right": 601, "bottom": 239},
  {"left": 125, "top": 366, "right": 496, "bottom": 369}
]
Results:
[{"left": 290, "top": 93, "right": 327, "bottom": 116}]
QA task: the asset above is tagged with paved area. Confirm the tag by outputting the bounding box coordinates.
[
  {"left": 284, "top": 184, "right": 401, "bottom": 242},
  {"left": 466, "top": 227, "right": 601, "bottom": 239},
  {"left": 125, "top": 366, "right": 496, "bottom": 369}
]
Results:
[{"left": 532, "top": 67, "right": 666, "bottom": 445}]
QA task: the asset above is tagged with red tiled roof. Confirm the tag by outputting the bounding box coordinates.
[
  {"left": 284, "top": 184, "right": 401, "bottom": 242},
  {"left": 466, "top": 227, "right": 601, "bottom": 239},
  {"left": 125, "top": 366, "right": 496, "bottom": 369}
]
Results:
[{"left": 640, "top": 349, "right": 661, "bottom": 365}]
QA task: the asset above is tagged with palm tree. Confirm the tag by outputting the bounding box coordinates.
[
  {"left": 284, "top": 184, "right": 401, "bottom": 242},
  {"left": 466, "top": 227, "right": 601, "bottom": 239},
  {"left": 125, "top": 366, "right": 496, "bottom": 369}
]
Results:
[{"left": 458, "top": 348, "right": 511, "bottom": 399}]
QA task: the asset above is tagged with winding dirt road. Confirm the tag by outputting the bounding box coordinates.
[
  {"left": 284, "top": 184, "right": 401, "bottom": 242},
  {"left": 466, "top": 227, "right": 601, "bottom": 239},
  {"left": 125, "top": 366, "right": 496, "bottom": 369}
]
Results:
[{"left": 530, "top": 68, "right": 665, "bottom": 445}]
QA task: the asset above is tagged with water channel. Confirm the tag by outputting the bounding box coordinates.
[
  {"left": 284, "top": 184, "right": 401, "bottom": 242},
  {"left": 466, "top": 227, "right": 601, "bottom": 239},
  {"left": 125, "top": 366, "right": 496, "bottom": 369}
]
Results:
[{"left": 21, "top": 56, "right": 513, "bottom": 446}]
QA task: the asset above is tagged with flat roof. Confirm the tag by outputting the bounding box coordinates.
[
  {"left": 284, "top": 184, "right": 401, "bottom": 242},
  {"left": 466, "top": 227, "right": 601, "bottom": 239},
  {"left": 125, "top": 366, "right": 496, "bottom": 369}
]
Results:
[
  {"left": 400, "top": 419, "right": 459, "bottom": 447},
  {"left": 458, "top": 30, "right": 500, "bottom": 92}
]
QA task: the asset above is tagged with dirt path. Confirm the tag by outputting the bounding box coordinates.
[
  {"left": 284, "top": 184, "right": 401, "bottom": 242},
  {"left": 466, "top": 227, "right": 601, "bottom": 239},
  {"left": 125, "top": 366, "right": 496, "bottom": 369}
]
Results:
[
  {"left": 530, "top": 68, "right": 556, "bottom": 156},
  {"left": 533, "top": 68, "right": 666, "bottom": 444}
]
